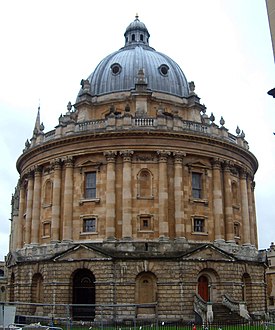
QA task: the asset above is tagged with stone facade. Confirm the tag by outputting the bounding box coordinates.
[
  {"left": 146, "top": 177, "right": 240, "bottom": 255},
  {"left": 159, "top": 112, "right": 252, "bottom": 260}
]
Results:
[
  {"left": 267, "top": 242, "right": 275, "bottom": 317},
  {"left": 6, "top": 16, "right": 266, "bottom": 322}
]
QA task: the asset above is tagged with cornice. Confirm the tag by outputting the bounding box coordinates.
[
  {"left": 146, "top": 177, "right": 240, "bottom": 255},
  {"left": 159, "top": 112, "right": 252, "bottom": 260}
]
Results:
[{"left": 17, "top": 129, "right": 258, "bottom": 174}]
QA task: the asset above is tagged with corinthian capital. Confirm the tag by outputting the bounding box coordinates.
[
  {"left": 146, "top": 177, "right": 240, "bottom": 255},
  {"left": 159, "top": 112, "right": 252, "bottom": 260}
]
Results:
[{"left": 120, "top": 150, "right": 134, "bottom": 161}]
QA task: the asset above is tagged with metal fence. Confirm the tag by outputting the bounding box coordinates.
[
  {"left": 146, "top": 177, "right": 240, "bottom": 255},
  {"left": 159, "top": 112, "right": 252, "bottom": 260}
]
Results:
[{"left": 1, "top": 302, "right": 275, "bottom": 330}]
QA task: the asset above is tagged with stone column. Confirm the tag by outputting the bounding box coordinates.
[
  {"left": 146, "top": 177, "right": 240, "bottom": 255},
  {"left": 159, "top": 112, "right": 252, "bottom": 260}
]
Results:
[
  {"left": 31, "top": 166, "right": 42, "bottom": 244},
  {"left": 17, "top": 180, "right": 26, "bottom": 249},
  {"left": 25, "top": 171, "right": 34, "bottom": 245},
  {"left": 104, "top": 151, "right": 117, "bottom": 239},
  {"left": 51, "top": 158, "right": 62, "bottom": 242},
  {"left": 211, "top": 158, "right": 224, "bottom": 241},
  {"left": 120, "top": 150, "right": 133, "bottom": 239},
  {"left": 247, "top": 174, "right": 256, "bottom": 246},
  {"left": 62, "top": 156, "right": 74, "bottom": 241},
  {"left": 157, "top": 150, "right": 170, "bottom": 239},
  {"left": 223, "top": 162, "right": 234, "bottom": 242},
  {"left": 173, "top": 151, "right": 185, "bottom": 238},
  {"left": 251, "top": 180, "right": 258, "bottom": 248},
  {"left": 240, "top": 168, "right": 250, "bottom": 245}
]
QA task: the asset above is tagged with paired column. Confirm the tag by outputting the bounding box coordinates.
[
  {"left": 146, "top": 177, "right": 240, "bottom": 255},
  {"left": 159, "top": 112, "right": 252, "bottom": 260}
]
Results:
[
  {"left": 223, "top": 162, "right": 234, "bottom": 242},
  {"left": 157, "top": 150, "right": 170, "bottom": 238},
  {"left": 120, "top": 150, "right": 133, "bottom": 239},
  {"left": 31, "top": 166, "right": 42, "bottom": 244},
  {"left": 212, "top": 158, "right": 224, "bottom": 241},
  {"left": 173, "top": 151, "right": 185, "bottom": 238},
  {"left": 17, "top": 180, "right": 26, "bottom": 249},
  {"left": 240, "top": 168, "right": 250, "bottom": 245},
  {"left": 62, "top": 156, "right": 74, "bottom": 241},
  {"left": 104, "top": 151, "right": 117, "bottom": 239},
  {"left": 51, "top": 158, "right": 62, "bottom": 242},
  {"left": 25, "top": 171, "right": 34, "bottom": 245}
]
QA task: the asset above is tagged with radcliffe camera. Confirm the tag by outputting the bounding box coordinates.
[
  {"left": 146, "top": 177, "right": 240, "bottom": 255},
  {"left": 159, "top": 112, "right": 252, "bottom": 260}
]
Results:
[{"left": 0, "top": 4, "right": 275, "bottom": 329}]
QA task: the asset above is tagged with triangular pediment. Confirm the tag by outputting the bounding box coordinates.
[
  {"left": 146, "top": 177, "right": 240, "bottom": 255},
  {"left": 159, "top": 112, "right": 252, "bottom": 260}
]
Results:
[
  {"left": 182, "top": 244, "right": 236, "bottom": 261},
  {"left": 53, "top": 244, "right": 112, "bottom": 261},
  {"left": 76, "top": 159, "right": 102, "bottom": 168},
  {"left": 185, "top": 159, "right": 210, "bottom": 169}
]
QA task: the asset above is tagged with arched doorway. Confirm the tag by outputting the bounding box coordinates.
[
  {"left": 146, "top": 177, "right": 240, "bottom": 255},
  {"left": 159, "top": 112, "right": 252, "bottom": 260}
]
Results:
[
  {"left": 198, "top": 275, "right": 209, "bottom": 301},
  {"left": 72, "top": 269, "right": 95, "bottom": 321},
  {"left": 135, "top": 272, "right": 157, "bottom": 316}
]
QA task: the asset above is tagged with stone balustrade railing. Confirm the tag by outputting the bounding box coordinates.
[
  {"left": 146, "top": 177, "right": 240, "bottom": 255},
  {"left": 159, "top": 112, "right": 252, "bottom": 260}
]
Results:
[
  {"left": 222, "top": 294, "right": 251, "bottom": 320},
  {"left": 28, "top": 114, "right": 249, "bottom": 151}
]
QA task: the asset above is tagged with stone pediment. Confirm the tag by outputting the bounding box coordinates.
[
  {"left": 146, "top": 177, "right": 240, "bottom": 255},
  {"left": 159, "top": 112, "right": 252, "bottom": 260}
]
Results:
[
  {"left": 182, "top": 244, "right": 236, "bottom": 262},
  {"left": 76, "top": 159, "right": 102, "bottom": 168},
  {"left": 53, "top": 244, "right": 112, "bottom": 262}
]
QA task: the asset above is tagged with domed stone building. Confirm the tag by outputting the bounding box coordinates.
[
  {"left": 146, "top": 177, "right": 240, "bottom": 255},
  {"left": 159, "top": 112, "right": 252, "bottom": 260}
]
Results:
[{"left": 7, "top": 16, "right": 266, "bottom": 323}]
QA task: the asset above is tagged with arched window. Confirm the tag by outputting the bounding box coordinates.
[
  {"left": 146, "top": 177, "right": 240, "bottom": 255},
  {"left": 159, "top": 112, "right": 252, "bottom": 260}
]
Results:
[
  {"left": 137, "top": 169, "right": 153, "bottom": 198},
  {"left": 131, "top": 34, "right": 135, "bottom": 41}
]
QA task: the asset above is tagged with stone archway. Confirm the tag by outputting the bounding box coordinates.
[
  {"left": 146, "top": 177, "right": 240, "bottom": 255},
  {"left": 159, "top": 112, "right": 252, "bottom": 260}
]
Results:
[
  {"left": 72, "top": 269, "right": 95, "bottom": 321},
  {"left": 135, "top": 271, "right": 157, "bottom": 316}
]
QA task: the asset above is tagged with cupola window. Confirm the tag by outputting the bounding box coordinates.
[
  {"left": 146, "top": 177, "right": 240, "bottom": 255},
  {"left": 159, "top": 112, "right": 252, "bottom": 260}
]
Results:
[
  {"left": 140, "top": 34, "right": 144, "bottom": 41},
  {"left": 111, "top": 63, "right": 122, "bottom": 76},
  {"left": 159, "top": 64, "right": 169, "bottom": 76},
  {"left": 132, "top": 34, "right": 135, "bottom": 41}
]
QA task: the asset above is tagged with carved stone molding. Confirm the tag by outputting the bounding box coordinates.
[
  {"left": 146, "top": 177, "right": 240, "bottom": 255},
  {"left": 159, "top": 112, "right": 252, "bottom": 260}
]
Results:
[
  {"left": 157, "top": 150, "right": 171, "bottom": 162},
  {"left": 104, "top": 151, "right": 117, "bottom": 162},
  {"left": 120, "top": 150, "right": 134, "bottom": 162}
]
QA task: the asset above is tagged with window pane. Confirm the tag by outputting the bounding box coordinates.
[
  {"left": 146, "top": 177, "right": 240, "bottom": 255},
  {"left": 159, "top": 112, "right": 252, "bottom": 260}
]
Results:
[
  {"left": 85, "top": 172, "right": 96, "bottom": 198},
  {"left": 192, "top": 173, "right": 202, "bottom": 198},
  {"left": 194, "top": 218, "right": 204, "bottom": 232},
  {"left": 83, "top": 218, "right": 96, "bottom": 232}
]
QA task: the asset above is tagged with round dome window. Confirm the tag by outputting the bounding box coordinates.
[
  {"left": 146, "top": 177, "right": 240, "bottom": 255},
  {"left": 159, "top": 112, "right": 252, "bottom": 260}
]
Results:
[
  {"left": 159, "top": 64, "right": 169, "bottom": 76},
  {"left": 111, "top": 63, "right": 122, "bottom": 75}
]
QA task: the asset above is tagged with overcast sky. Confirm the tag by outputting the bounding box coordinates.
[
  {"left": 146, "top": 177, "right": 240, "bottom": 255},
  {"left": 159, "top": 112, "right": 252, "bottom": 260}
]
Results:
[{"left": 0, "top": 0, "right": 274, "bottom": 260}]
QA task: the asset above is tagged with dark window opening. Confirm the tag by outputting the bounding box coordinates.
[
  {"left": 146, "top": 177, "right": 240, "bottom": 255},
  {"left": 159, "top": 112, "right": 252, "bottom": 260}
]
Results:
[
  {"left": 83, "top": 218, "right": 96, "bottom": 232},
  {"left": 192, "top": 172, "right": 202, "bottom": 199},
  {"left": 85, "top": 172, "right": 96, "bottom": 199},
  {"left": 194, "top": 218, "right": 205, "bottom": 232},
  {"left": 159, "top": 64, "right": 169, "bottom": 76}
]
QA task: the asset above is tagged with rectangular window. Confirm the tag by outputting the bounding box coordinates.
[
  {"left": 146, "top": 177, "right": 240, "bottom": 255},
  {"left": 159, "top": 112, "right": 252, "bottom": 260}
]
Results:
[
  {"left": 234, "top": 222, "right": 240, "bottom": 237},
  {"left": 83, "top": 218, "right": 97, "bottom": 233},
  {"left": 85, "top": 172, "right": 96, "bottom": 199},
  {"left": 43, "top": 222, "right": 51, "bottom": 237},
  {"left": 192, "top": 172, "right": 202, "bottom": 199},
  {"left": 139, "top": 215, "right": 152, "bottom": 231},
  {"left": 194, "top": 218, "right": 204, "bottom": 232}
]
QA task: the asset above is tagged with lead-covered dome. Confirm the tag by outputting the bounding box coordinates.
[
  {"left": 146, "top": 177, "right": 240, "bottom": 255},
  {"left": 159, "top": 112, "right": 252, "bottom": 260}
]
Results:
[{"left": 79, "top": 16, "right": 190, "bottom": 99}]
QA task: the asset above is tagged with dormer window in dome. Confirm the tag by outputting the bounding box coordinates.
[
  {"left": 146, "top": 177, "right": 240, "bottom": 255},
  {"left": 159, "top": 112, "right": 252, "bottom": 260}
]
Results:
[
  {"left": 159, "top": 64, "right": 169, "bottom": 77},
  {"left": 111, "top": 63, "right": 122, "bottom": 76}
]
